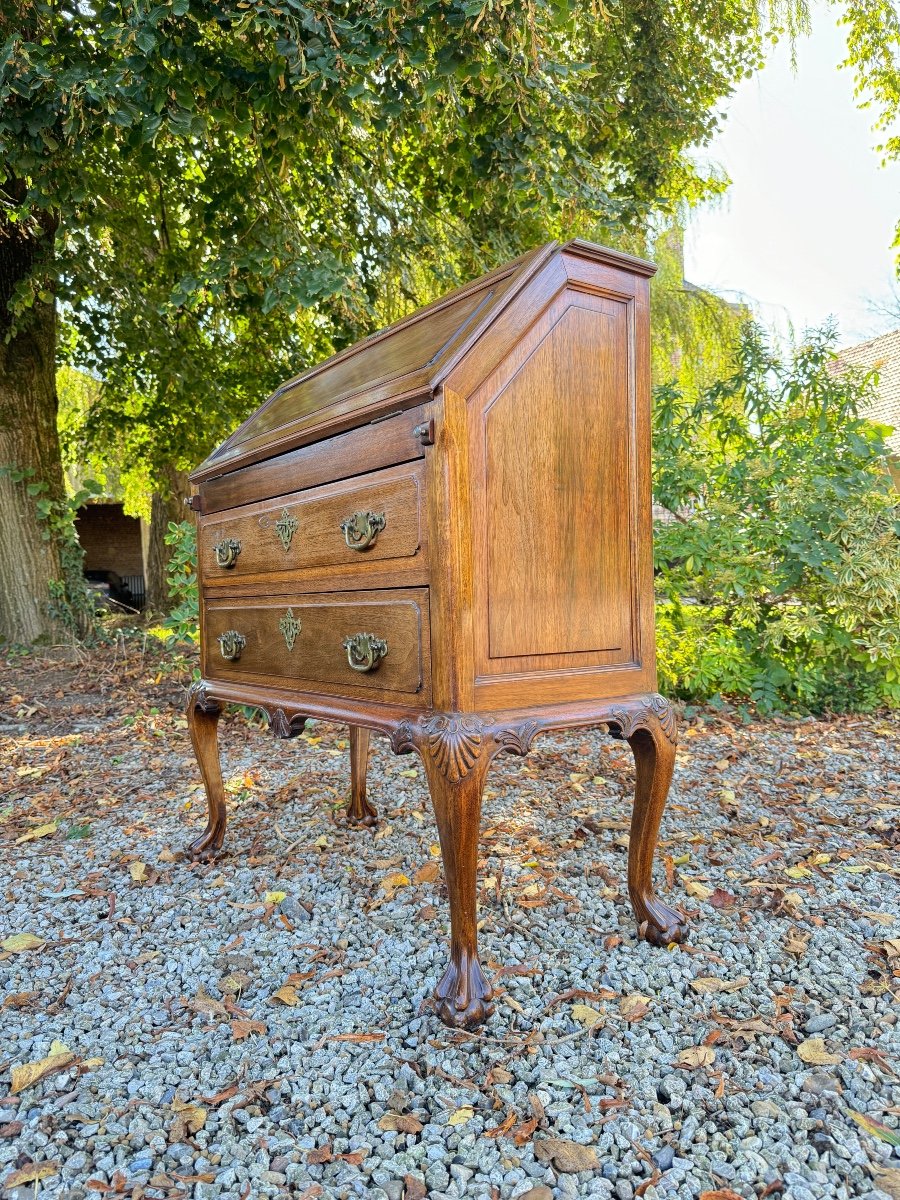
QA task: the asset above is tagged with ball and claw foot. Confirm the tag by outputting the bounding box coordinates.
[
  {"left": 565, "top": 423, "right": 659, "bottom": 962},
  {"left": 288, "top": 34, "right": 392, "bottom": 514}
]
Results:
[
  {"left": 433, "top": 955, "right": 495, "bottom": 1029},
  {"left": 184, "top": 827, "right": 225, "bottom": 863},
  {"left": 345, "top": 797, "right": 379, "bottom": 827},
  {"left": 636, "top": 897, "right": 688, "bottom": 947}
]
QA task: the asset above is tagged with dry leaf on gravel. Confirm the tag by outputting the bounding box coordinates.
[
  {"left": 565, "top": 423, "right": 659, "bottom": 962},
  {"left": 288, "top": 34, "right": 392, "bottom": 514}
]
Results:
[
  {"left": 699, "top": 1191, "right": 744, "bottom": 1200},
  {"left": 378, "top": 1113, "right": 423, "bottom": 1134},
  {"left": 797, "top": 1038, "right": 842, "bottom": 1065},
  {"left": 189, "top": 988, "right": 227, "bottom": 1017},
  {"left": 129, "top": 861, "right": 148, "bottom": 882},
  {"left": 619, "top": 994, "right": 652, "bottom": 1022},
  {"left": 848, "top": 1110, "right": 900, "bottom": 1147},
  {"left": 230, "top": 1018, "right": 266, "bottom": 1041},
  {"left": 709, "top": 888, "right": 737, "bottom": 909},
  {"left": 571, "top": 1003, "right": 605, "bottom": 1028},
  {"left": 683, "top": 879, "right": 712, "bottom": 900},
  {"left": 533, "top": 1136, "right": 599, "bottom": 1173},
  {"left": 676, "top": 1045, "right": 716, "bottom": 1068},
  {"left": 271, "top": 984, "right": 300, "bottom": 1006},
  {"left": 883, "top": 938, "right": 900, "bottom": 959},
  {"left": 3, "top": 1160, "right": 60, "bottom": 1188},
  {"left": 448, "top": 1106, "right": 474, "bottom": 1126},
  {"left": 11, "top": 1041, "right": 75, "bottom": 1094},
  {"left": 1, "top": 933, "right": 45, "bottom": 953},
  {"left": 413, "top": 862, "right": 440, "bottom": 884},
  {"left": 15, "top": 821, "right": 57, "bottom": 844},
  {"left": 689, "top": 976, "right": 749, "bottom": 994},
  {"left": 380, "top": 872, "right": 410, "bottom": 898},
  {"left": 871, "top": 1165, "right": 900, "bottom": 1199},
  {"left": 170, "top": 1098, "right": 207, "bottom": 1138},
  {"left": 784, "top": 928, "right": 810, "bottom": 956}
]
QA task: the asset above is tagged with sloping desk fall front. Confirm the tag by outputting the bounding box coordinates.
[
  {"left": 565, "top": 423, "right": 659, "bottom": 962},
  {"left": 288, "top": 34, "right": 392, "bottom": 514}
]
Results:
[{"left": 185, "top": 240, "right": 686, "bottom": 1028}]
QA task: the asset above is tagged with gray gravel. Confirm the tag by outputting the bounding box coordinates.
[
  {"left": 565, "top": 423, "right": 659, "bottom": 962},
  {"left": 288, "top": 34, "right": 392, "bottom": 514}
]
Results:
[{"left": 1, "top": 655, "right": 899, "bottom": 1199}]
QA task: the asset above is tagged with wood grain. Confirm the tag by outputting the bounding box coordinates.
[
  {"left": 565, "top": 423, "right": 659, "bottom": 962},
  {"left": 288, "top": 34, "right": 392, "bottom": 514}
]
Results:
[{"left": 198, "top": 462, "right": 424, "bottom": 582}]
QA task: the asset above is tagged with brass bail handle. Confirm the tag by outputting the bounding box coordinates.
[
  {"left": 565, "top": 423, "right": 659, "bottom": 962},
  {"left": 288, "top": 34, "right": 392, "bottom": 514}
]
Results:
[
  {"left": 218, "top": 630, "right": 246, "bottom": 661},
  {"left": 213, "top": 537, "right": 241, "bottom": 569},
  {"left": 340, "top": 510, "right": 386, "bottom": 551},
  {"left": 342, "top": 632, "right": 388, "bottom": 673}
]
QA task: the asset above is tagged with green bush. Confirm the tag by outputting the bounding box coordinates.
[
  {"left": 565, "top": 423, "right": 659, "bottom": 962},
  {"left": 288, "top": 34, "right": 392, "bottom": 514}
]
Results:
[
  {"left": 162, "top": 520, "right": 198, "bottom": 645},
  {"left": 653, "top": 322, "right": 900, "bottom": 713}
]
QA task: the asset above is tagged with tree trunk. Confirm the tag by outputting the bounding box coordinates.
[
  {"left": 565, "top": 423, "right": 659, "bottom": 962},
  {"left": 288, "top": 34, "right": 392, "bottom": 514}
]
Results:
[
  {"left": 0, "top": 211, "right": 67, "bottom": 644},
  {"left": 144, "top": 466, "right": 190, "bottom": 614}
]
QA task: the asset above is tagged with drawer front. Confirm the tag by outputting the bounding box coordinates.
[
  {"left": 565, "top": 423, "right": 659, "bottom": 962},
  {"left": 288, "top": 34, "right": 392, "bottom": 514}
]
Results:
[
  {"left": 198, "top": 465, "right": 424, "bottom": 583},
  {"left": 203, "top": 589, "right": 428, "bottom": 699}
]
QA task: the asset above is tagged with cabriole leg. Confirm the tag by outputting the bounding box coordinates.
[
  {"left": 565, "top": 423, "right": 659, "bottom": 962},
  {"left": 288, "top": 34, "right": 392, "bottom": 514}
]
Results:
[
  {"left": 626, "top": 698, "right": 687, "bottom": 946},
  {"left": 185, "top": 682, "right": 226, "bottom": 861},
  {"left": 347, "top": 725, "right": 377, "bottom": 826},
  {"left": 418, "top": 720, "right": 494, "bottom": 1029}
]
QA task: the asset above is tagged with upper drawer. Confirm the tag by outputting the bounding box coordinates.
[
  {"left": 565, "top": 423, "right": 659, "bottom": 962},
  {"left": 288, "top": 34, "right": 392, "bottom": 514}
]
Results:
[{"left": 198, "top": 462, "right": 425, "bottom": 583}]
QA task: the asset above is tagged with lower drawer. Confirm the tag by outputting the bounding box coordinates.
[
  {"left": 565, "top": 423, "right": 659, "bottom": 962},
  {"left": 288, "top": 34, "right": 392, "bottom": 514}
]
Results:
[{"left": 203, "top": 589, "right": 429, "bottom": 702}]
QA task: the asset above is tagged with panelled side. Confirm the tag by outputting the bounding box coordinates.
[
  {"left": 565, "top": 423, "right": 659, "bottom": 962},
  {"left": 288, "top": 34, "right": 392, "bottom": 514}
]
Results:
[{"left": 457, "top": 261, "right": 657, "bottom": 708}]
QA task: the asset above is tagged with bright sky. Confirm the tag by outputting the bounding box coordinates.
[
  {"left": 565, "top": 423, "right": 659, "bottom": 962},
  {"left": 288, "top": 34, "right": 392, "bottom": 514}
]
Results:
[{"left": 685, "top": 8, "right": 900, "bottom": 350}]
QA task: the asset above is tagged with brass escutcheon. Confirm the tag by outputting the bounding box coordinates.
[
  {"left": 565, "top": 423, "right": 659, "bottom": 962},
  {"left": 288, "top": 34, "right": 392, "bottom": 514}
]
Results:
[
  {"left": 340, "top": 509, "right": 386, "bottom": 551},
  {"left": 274, "top": 508, "right": 298, "bottom": 552},
  {"left": 279, "top": 608, "right": 302, "bottom": 652},
  {"left": 218, "top": 630, "right": 246, "bottom": 661},
  {"left": 342, "top": 631, "right": 388, "bottom": 673},
  {"left": 213, "top": 537, "right": 241, "bottom": 569}
]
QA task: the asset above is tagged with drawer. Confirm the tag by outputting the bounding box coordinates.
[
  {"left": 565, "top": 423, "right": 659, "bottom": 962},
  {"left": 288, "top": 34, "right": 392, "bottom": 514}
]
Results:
[
  {"left": 198, "top": 463, "right": 424, "bottom": 584},
  {"left": 203, "top": 588, "right": 430, "bottom": 702}
]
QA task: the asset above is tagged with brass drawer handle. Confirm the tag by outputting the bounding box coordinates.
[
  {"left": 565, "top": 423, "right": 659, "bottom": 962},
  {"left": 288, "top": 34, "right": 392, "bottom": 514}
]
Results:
[
  {"left": 218, "top": 630, "right": 246, "bottom": 661},
  {"left": 342, "top": 632, "right": 388, "bottom": 673},
  {"left": 213, "top": 538, "right": 241, "bottom": 569},
  {"left": 340, "top": 510, "right": 386, "bottom": 551}
]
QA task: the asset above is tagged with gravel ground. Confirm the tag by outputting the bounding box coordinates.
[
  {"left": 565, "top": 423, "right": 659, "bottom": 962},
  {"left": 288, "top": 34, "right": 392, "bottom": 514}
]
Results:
[{"left": 1, "top": 644, "right": 899, "bottom": 1200}]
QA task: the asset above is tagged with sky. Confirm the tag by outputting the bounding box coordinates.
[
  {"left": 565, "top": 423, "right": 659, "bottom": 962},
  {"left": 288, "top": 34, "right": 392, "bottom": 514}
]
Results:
[{"left": 684, "top": 8, "right": 900, "bottom": 350}]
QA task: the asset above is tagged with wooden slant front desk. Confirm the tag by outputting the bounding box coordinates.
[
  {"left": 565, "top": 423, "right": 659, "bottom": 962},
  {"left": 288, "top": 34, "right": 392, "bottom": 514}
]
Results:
[{"left": 186, "top": 240, "right": 686, "bottom": 1028}]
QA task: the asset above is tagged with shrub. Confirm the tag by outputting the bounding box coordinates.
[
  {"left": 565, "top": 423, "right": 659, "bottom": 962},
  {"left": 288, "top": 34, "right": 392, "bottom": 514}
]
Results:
[
  {"left": 653, "top": 322, "right": 900, "bottom": 713},
  {"left": 162, "top": 520, "right": 198, "bottom": 645}
]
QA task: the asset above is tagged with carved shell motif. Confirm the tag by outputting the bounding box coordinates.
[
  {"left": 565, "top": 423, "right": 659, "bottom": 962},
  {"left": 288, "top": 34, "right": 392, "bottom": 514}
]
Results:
[
  {"left": 268, "top": 708, "right": 304, "bottom": 739},
  {"left": 423, "top": 714, "right": 485, "bottom": 782},
  {"left": 494, "top": 719, "right": 542, "bottom": 758},
  {"left": 188, "top": 680, "right": 220, "bottom": 716},
  {"left": 610, "top": 694, "right": 677, "bottom": 743}
]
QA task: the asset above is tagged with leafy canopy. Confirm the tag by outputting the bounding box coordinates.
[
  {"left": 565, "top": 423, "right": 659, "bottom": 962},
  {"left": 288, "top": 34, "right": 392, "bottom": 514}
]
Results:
[
  {"left": 2, "top": 0, "right": 800, "bottom": 486},
  {"left": 653, "top": 323, "right": 900, "bottom": 713}
]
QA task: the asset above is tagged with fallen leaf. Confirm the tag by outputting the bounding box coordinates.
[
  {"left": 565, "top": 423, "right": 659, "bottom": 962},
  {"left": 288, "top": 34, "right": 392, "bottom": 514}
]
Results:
[
  {"left": 11, "top": 1042, "right": 75, "bottom": 1094},
  {"left": 3, "top": 1161, "right": 60, "bottom": 1188},
  {"left": 848, "top": 1109, "right": 900, "bottom": 1147},
  {"left": 306, "top": 1143, "right": 333, "bottom": 1165},
  {"left": 189, "top": 988, "right": 227, "bottom": 1017},
  {"left": 381, "top": 872, "right": 411, "bottom": 898},
  {"left": 1, "top": 933, "right": 45, "bottom": 953},
  {"left": 863, "top": 911, "right": 897, "bottom": 925},
  {"left": 338, "top": 1148, "right": 368, "bottom": 1166},
  {"left": 676, "top": 1045, "right": 716, "bottom": 1068},
  {"left": 871, "top": 1165, "right": 900, "bottom": 1199},
  {"left": 571, "top": 1003, "right": 605, "bottom": 1028},
  {"left": 2, "top": 991, "right": 39, "bottom": 1009},
  {"left": 129, "top": 861, "right": 148, "bottom": 883},
  {"left": 689, "top": 976, "right": 749, "bottom": 994},
  {"left": 883, "top": 938, "right": 900, "bottom": 959},
  {"left": 378, "top": 1113, "right": 423, "bottom": 1134},
  {"left": 619, "top": 994, "right": 652, "bottom": 1022},
  {"left": 709, "top": 888, "right": 737, "bottom": 909},
  {"left": 448, "top": 1106, "right": 474, "bottom": 1126},
  {"left": 413, "top": 862, "right": 440, "bottom": 885},
  {"left": 264, "top": 890, "right": 287, "bottom": 904},
  {"left": 699, "top": 1191, "right": 744, "bottom": 1200},
  {"left": 533, "top": 1136, "right": 599, "bottom": 1173},
  {"left": 784, "top": 928, "right": 810, "bottom": 956},
  {"left": 230, "top": 1018, "right": 266, "bottom": 1041},
  {"left": 271, "top": 984, "right": 299, "bottom": 1006},
  {"left": 158, "top": 847, "right": 177, "bottom": 863},
  {"left": 797, "top": 1037, "right": 842, "bottom": 1066},
  {"left": 0, "top": 1122, "right": 23, "bottom": 1139},
  {"left": 786, "top": 864, "right": 813, "bottom": 880},
  {"left": 683, "top": 879, "right": 712, "bottom": 900},
  {"left": 171, "top": 1098, "right": 207, "bottom": 1135},
  {"left": 15, "top": 821, "right": 58, "bottom": 844}
]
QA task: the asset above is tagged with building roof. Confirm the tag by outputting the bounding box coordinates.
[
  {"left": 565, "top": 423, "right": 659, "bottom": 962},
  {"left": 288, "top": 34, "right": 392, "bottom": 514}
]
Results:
[{"left": 836, "top": 328, "right": 900, "bottom": 454}]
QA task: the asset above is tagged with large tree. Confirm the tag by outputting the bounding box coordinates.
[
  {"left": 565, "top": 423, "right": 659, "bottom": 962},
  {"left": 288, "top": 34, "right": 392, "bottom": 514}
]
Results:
[{"left": 2, "top": 0, "right": 798, "bottom": 639}]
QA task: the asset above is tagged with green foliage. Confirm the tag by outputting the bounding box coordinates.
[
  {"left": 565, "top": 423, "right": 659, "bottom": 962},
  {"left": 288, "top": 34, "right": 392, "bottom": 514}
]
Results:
[
  {"left": 0, "top": 463, "right": 98, "bottom": 639},
  {"left": 162, "top": 519, "right": 198, "bottom": 645},
  {"left": 2, "top": 0, "right": 807, "bottom": 491},
  {"left": 653, "top": 322, "right": 900, "bottom": 713}
]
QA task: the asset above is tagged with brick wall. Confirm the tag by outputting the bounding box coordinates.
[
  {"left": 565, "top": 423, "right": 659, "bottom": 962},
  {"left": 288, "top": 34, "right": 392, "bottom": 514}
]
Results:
[{"left": 75, "top": 503, "right": 144, "bottom": 576}]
